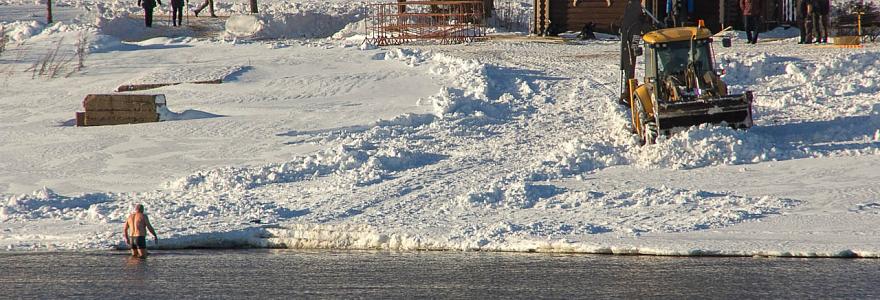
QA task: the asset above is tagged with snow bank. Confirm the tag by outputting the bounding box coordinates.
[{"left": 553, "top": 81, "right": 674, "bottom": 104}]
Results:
[
  {"left": 1, "top": 188, "right": 114, "bottom": 222},
  {"left": 168, "top": 137, "right": 446, "bottom": 192},
  {"left": 460, "top": 180, "right": 564, "bottom": 209},
  {"left": 224, "top": 7, "right": 363, "bottom": 39},
  {"left": 552, "top": 186, "right": 800, "bottom": 233},
  {"left": 2, "top": 20, "right": 45, "bottom": 42}
]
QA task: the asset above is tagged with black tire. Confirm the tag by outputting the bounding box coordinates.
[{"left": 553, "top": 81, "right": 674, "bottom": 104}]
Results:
[{"left": 634, "top": 95, "right": 658, "bottom": 145}]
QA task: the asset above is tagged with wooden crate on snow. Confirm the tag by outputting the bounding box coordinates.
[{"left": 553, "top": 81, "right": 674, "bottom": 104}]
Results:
[{"left": 76, "top": 94, "right": 166, "bottom": 126}]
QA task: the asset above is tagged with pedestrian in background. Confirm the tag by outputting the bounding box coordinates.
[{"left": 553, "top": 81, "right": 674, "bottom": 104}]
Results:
[
  {"left": 815, "top": 0, "right": 830, "bottom": 43},
  {"left": 804, "top": 0, "right": 816, "bottom": 43},
  {"left": 797, "top": 0, "right": 809, "bottom": 43},
  {"left": 171, "top": 0, "right": 184, "bottom": 26},
  {"left": 193, "top": 0, "right": 216, "bottom": 17},
  {"left": 139, "top": 0, "right": 162, "bottom": 27},
  {"left": 740, "top": 0, "right": 762, "bottom": 44},
  {"left": 666, "top": 0, "right": 694, "bottom": 27}
]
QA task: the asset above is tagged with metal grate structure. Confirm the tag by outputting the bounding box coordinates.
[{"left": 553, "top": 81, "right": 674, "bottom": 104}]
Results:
[{"left": 366, "top": 0, "right": 487, "bottom": 46}]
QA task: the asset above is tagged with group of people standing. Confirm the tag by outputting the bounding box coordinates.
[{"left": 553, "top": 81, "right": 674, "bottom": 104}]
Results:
[
  {"left": 741, "top": 0, "right": 830, "bottom": 45},
  {"left": 139, "top": 0, "right": 217, "bottom": 28},
  {"left": 798, "top": 0, "right": 831, "bottom": 44}
]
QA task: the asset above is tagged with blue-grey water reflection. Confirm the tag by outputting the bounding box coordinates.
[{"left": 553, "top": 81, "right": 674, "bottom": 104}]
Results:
[{"left": 1, "top": 250, "right": 878, "bottom": 298}]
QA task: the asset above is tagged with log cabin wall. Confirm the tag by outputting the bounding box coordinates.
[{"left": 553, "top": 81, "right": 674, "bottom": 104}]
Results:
[
  {"left": 533, "top": 0, "right": 796, "bottom": 36},
  {"left": 565, "top": 0, "right": 628, "bottom": 34}
]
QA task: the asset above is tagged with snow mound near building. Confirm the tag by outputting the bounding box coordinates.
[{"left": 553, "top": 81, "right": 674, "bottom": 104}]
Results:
[{"left": 224, "top": 9, "right": 363, "bottom": 39}]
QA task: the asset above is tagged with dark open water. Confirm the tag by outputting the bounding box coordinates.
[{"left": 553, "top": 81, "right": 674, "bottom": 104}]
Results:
[{"left": 1, "top": 250, "right": 878, "bottom": 299}]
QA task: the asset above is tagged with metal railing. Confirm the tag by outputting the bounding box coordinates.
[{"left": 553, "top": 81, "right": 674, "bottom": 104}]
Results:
[{"left": 366, "top": 0, "right": 487, "bottom": 45}]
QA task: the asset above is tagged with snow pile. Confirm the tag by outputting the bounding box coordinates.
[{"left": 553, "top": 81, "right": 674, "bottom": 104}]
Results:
[
  {"left": 723, "top": 51, "right": 880, "bottom": 108},
  {"left": 169, "top": 137, "right": 445, "bottom": 192},
  {"left": 427, "top": 54, "right": 508, "bottom": 119},
  {"left": 450, "top": 183, "right": 799, "bottom": 244},
  {"left": 2, "top": 20, "right": 45, "bottom": 42},
  {"left": 532, "top": 186, "right": 798, "bottom": 233},
  {"left": 720, "top": 53, "right": 790, "bottom": 85},
  {"left": 1, "top": 188, "right": 114, "bottom": 222},
  {"left": 224, "top": 7, "right": 363, "bottom": 39},
  {"left": 384, "top": 48, "right": 431, "bottom": 66},
  {"left": 331, "top": 18, "right": 368, "bottom": 40},
  {"left": 632, "top": 126, "right": 773, "bottom": 169},
  {"left": 459, "top": 180, "right": 564, "bottom": 209},
  {"left": 264, "top": 224, "right": 424, "bottom": 250},
  {"left": 811, "top": 52, "right": 880, "bottom": 96},
  {"left": 381, "top": 48, "right": 510, "bottom": 120},
  {"left": 540, "top": 139, "right": 627, "bottom": 176},
  {"left": 225, "top": 15, "right": 263, "bottom": 38},
  {"left": 1, "top": 0, "right": 366, "bottom": 42}
]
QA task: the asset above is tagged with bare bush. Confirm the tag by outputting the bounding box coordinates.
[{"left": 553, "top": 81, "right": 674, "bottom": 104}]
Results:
[
  {"left": 74, "top": 31, "right": 88, "bottom": 71},
  {"left": 2, "top": 44, "right": 27, "bottom": 87},
  {"left": 0, "top": 25, "right": 7, "bottom": 58},
  {"left": 25, "top": 38, "right": 75, "bottom": 79}
]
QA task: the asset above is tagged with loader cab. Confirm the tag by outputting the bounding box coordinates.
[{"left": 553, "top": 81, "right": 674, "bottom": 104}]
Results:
[
  {"left": 642, "top": 27, "right": 717, "bottom": 102},
  {"left": 652, "top": 40, "right": 713, "bottom": 79}
]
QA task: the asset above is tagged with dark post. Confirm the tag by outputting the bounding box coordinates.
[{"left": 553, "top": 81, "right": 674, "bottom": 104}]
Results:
[
  {"left": 249, "top": 0, "right": 257, "bottom": 13},
  {"left": 47, "top": 0, "right": 53, "bottom": 23}
]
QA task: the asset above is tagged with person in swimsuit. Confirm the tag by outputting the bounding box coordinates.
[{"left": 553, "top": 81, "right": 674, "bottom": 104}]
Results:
[{"left": 123, "top": 204, "right": 158, "bottom": 258}]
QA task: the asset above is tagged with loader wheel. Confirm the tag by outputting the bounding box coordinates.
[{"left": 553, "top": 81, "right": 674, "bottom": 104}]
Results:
[{"left": 634, "top": 96, "right": 658, "bottom": 145}]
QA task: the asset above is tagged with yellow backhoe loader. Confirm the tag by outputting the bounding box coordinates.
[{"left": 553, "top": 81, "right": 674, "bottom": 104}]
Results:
[{"left": 619, "top": 0, "right": 753, "bottom": 144}]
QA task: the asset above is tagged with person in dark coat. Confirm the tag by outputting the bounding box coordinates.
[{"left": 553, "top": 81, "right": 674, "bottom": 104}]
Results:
[
  {"left": 138, "top": 0, "right": 162, "bottom": 27},
  {"left": 740, "top": 0, "right": 762, "bottom": 44},
  {"left": 193, "top": 0, "right": 216, "bottom": 17},
  {"left": 797, "top": 0, "right": 809, "bottom": 43},
  {"left": 814, "top": 0, "right": 830, "bottom": 43},
  {"left": 665, "top": 0, "right": 694, "bottom": 27},
  {"left": 171, "top": 0, "right": 184, "bottom": 26},
  {"left": 578, "top": 22, "right": 597, "bottom": 40},
  {"left": 804, "top": 0, "right": 816, "bottom": 43}
]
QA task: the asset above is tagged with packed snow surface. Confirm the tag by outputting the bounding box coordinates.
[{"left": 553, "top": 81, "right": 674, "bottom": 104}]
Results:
[{"left": 1, "top": 0, "right": 880, "bottom": 258}]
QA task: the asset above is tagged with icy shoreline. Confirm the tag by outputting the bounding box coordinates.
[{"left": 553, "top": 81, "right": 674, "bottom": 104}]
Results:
[
  {"left": 6, "top": 226, "right": 880, "bottom": 259},
  {"left": 3, "top": 0, "right": 880, "bottom": 258}
]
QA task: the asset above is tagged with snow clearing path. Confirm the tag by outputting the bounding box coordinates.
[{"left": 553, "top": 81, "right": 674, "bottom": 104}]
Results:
[{"left": 2, "top": 4, "right": 880, "bottom": 256}]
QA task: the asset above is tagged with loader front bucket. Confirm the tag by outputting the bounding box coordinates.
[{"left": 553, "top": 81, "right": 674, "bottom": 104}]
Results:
[{"left": 655, "top": 91, "right": 754, "bottom": 133}]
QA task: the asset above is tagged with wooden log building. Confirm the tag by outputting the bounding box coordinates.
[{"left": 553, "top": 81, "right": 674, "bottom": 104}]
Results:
[{"left": 533, "top": 0, "right": 799, "bottom": 35}]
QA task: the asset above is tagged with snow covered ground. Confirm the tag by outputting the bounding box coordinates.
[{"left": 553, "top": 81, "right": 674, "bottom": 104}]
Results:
[{"left": 1, "top": 0, "right": 879, "bottom": 257}]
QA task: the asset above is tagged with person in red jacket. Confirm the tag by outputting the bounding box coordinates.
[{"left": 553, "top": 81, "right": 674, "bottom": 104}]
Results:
[{"left": 740, "top": 0, "right": 762, "bottom": 44}]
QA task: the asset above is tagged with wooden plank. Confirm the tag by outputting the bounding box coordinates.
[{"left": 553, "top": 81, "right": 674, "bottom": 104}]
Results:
[
  {"left": 83, "top": 94, "right": 158, "bottom": 113},
  {"left": 83, "top": 111, "right": 159, "bottom": 126},
  {"left": 116, "top": 79, "right": 222, "bottom": 92},
  {"left": 116, "top": 83, "right": 179, "bottom": 92}
]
